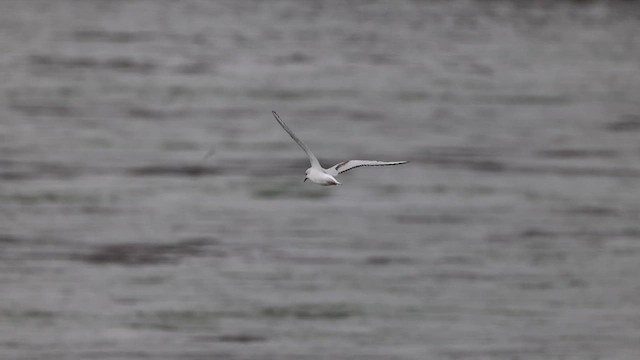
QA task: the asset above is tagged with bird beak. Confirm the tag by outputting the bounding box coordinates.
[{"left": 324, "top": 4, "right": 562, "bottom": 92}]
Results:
[{"left": 303, "top": 178, "right": 307, "bottom": 182}]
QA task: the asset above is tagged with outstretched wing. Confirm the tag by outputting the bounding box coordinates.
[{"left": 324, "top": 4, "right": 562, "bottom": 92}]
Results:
[
  {"left": 325, "top": 160, "right": 408, "bottom": 176},
  {"left": 272, "top": 111, "right": 321, "bottom": 169}
]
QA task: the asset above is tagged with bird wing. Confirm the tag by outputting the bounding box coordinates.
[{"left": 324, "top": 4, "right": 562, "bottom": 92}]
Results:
[
  {"left": 272, "top": 111, "right": 321, "bottom": 169},
  {"left": 325, "top": 160, "right": 409, "bottom": 176}
]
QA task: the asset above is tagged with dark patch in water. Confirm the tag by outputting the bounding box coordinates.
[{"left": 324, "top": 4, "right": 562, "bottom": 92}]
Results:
[
  {"left": 468, "top": 160, "right": 506, "bottom": 172},
  {"left": 520, "top": 228, "right": 557, "bottom": 239},
  {"left": 104, "top": 58, "right": 157, "bottom": 73},
  {"left": 435, "top": 255, "right": 482, "bottom": 266},
  {"left": 0, "top": 234, "right": 24, "bottom": 244},
  {"left": 274, "top": 51, "right": 314, "bottom": 65},
  {"left": 216, "top": 334, "right": 267, "bottom": 343},
  {"left": 0, "top": 171, "right": 31, "bottom": 181},
  {"left": 71, "top": 29, "right": 156, "bottom": 43},
  {"left": 622, "top": 228, "right": 640, "bottom": 237},
  {"left": 364, "top": 255, "right": 414, "bottom": 265},
  {"left": 1, "top": 309, "right": 56, "bottom": 325},
  {"left": 80, "top": 237, "right": 217, "bottom": 266},
  {"left": 127, "top": 310, "right": 218, "bottom": 331},
  {"left": 161, "top": 140, "right": 200, "bottom": 151},
  {"left": 29, "top": 55, "right": 157, "bottom": 74},
  {"left": 1, "top": 162, "right": 81, "bottom": 180},
  {"left": 6, "top": 86, "right": 79, "bottom": 116},
  {"left": 395, "top": 213, "right": 467, "bottom": 225},
  {"left": 440, "top": 347, "right": 547, "bottom": 359},
  {"left": 347, "top": 110, "right": 384, "bottom": 122},
  {"left": 510, "top": 165, "right": 640, "bottom": 178},
  {"left": 396, "top": 90, "right": 431, "bottom": 102},
  {"left": 432, "top": 271, "right": 497, "bottom": 283},
  {"left": 563, "top": 206, "right": 618, "bottom": 217},
  {"left": 260, "top": 303, "right": 358, "bottom": 320},
  {"left": 127, "top": 107, "right": 186, "bottom": 120},
  {"left": 605, "top": 115, "right": 640, "bottom": 132},
  {"left": 417, "top": 146, "right": 640, "bottom": 177},
  {"left": 127, "top": 165, "right": 220, "bottom": 177},
  {"left": 173, "top": 61, "right": 212, "bottom": 75},
  {"left": 30, "top": 54, "right": 96, "bottom": 68},
  {"left": 414, "top": 147, "right": 507, "bottom": 173},
  {"left": 345, "top": 52, "right": 397, "bottom": 65},
  {"left": 512, "top": 279, "right": 555, "bottom": 291},
  {"left": 528, "top": 250, "right": 568, "bottom": 267},
  {"left": 252, "top": 187, "right": 330, "bottom": 200},
  {"left": 417, "top": 152, "right": 640, "bottom": 178},
  {"left": 474, "top": 94, "right": 570, "bottom": 105},
  {"left": 537, "top": 148, "right": 617, "bottom": 159},
  {"left": 10, "top": 103, "right": 76, "bottom": 117},
  {"left": 273, "top": 253, "right": 345, "bottom": 265}
]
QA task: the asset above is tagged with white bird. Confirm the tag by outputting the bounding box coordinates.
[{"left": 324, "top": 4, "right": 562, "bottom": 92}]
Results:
[{"left": 272, "top": 111, "right": 408, "bottom": 186}]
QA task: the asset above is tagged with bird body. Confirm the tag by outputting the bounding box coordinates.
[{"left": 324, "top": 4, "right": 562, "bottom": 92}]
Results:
[
  {"left": 272, "top": 111, "right": 407, "bottom": 186},
  {"left": 306, "top": 168, "right": 341, "bottom": 186}
]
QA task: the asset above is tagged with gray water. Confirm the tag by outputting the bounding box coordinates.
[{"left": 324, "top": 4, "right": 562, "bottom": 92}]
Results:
[{"left": 1, "top": 1, "right": 640, "bottom": 359}]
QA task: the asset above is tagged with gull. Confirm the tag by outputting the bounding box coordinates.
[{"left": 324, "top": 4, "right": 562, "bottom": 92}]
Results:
[{"left": 272, "top": 111, "right": 408, "bottom": 186}]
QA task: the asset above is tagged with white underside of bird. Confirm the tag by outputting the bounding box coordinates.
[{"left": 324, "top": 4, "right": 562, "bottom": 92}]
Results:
[{"left": 272, "top": 111, "right": 408, "bottom": 186}]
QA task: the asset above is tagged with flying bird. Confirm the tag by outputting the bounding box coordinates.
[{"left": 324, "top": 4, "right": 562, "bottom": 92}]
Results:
[{"left": 272, "top": 111, "right": 408, "bottom": 186}]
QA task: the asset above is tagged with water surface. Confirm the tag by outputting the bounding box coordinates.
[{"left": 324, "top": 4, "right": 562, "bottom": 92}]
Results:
[{"left": 1, "top": 1, "right": 640, "bottom": 359}]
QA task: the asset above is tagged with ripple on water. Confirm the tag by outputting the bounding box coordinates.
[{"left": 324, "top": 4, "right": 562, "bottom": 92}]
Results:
[
  {"left": 79, "top": 237, "right": 220, "bottom": 266},
  {"left": 260, "top": 303, "right": 361, "bottom": 320}
]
